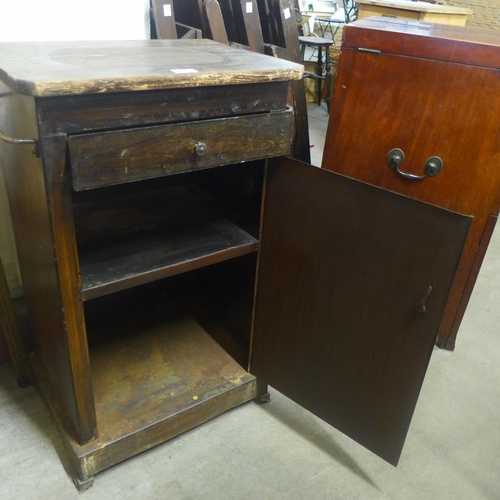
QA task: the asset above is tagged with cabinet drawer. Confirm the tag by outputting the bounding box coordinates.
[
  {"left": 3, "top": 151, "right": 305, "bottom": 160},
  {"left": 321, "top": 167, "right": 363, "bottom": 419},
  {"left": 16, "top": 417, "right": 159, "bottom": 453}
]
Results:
[{"left": 69, "top": 109, "right": 293, "bottom": 190}]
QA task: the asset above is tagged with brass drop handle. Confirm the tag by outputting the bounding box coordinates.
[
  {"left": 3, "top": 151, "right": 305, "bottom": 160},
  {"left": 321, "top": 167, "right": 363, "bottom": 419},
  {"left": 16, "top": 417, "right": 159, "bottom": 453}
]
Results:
[
  {"left": 387, "top": 148, "right": 443, "bottom": 180},
  {"left": 195, "top": 142, "right": 207, "bottom": 156},
  {"left": 415, "top": 286, "right": 433, "bottom": 315},
  {"left": 0, "top": 131, "right": 39, "bottom": 157}
]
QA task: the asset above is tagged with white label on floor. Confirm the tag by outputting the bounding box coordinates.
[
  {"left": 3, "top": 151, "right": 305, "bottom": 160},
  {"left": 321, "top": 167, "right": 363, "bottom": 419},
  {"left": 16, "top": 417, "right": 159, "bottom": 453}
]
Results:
[
  {"left": 163, "top": 4, "right": 172, "bottom": 16},
  {"left": 246, "top": 2, "right": 253, "bottom": 13}
]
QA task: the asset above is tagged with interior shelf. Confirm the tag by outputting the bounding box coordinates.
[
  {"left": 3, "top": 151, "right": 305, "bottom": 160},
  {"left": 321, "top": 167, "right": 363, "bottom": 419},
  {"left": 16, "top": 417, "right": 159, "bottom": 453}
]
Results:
[
  {"left": 69, "top": 313, "right": 258, "bottom": 462},
  {"left": 92, "top": 314, "right": 254, "bottom": 438},
  {"left": 74, "top": 185, "right": 259, "bottom": 300}
]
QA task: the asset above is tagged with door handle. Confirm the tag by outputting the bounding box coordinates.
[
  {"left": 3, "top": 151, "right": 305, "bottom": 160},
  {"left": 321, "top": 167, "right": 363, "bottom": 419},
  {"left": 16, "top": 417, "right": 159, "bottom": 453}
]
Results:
[
  {"left": 415, "top": 286, "right": 433, "bottom": 315},
  {"left": 387, "top": 148, "right": 443, "bottom": 180}
]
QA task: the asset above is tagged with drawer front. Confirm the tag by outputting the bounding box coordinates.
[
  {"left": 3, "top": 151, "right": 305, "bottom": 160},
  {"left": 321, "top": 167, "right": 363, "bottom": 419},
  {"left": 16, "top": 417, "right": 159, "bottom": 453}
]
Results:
[{"left": 69, "top": 109, "right": 293, "bottom": 190}]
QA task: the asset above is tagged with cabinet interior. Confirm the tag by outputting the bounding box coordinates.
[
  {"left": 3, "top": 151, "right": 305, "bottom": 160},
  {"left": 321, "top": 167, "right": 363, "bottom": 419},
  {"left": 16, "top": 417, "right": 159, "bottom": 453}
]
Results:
[
  {"left": 71, "top": 161, "right": 265, "bottom": 441},
  {"left": 72, "top": 161, "right": 265, "bottom": 300}
]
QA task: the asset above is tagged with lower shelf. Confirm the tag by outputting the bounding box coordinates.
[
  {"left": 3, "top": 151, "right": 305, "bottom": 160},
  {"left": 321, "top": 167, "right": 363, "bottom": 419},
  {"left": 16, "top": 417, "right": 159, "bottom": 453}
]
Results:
[{"left": 34, "top": 315, "right": 263, "bottom": 482}]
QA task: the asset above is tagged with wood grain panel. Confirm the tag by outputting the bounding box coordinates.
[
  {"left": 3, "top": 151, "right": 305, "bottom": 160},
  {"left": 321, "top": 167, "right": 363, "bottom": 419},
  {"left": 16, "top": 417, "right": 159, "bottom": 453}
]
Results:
[{"left": 252, "top": 158, "right": 471, "bottom": 465}]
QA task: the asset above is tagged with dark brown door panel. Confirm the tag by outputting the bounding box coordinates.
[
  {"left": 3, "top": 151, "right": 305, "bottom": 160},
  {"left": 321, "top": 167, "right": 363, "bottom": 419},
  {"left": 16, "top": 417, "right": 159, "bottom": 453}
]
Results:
[{"left": 252, "top": 157, "right": 471, "bottom": 465}]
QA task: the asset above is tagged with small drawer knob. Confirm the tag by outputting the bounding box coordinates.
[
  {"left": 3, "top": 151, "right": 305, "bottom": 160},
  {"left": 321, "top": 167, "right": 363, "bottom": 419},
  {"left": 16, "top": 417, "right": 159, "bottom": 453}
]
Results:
[{"left": 195, "top": 142, "right": 207, "bottom": 156}]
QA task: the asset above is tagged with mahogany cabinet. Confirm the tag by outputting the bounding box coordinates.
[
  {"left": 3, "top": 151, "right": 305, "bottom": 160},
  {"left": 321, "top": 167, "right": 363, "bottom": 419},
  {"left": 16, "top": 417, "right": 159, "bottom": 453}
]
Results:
[
  {"left": 323, "top": 17, "right": 500, "bottom": 350},
  {"left": 0, "top": 39, "right": 470, "bottom": 491}
]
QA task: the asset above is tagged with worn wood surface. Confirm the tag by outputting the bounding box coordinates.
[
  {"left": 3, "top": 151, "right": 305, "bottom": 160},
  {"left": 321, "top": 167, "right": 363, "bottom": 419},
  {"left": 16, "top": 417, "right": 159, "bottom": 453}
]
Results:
[
  {"left": 89, "top": 314, "right": 254, "bottom": 441},
  {"left": 0, "top": 39, "right": 302, "bottom": 97},
  {"left": 252, "top": 158, "right": 471, "bottom": 465},
  {"left": 324, "top": 19, "right": 500, "bottom": 349},
  {"left": 69, "top": 108, "right": 293, "bottom": 190},
  {"left": 33, "top": 314, "right": 264, "bottom": 481}
]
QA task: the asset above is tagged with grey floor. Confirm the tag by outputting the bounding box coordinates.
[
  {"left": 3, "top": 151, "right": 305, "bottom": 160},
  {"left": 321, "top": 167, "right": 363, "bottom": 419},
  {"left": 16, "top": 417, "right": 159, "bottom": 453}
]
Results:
[{"left": 2, "top": 104, "right": 500, "bottom": 499}]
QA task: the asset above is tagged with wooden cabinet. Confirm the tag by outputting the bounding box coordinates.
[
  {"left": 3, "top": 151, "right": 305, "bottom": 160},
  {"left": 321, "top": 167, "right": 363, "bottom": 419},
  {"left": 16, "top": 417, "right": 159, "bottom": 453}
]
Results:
[
  {"left": 323, "top": 17, "right": 500, "bottom": 351},
  {"left": 0, "top": 39, "right": 470, "bottom": 491}
]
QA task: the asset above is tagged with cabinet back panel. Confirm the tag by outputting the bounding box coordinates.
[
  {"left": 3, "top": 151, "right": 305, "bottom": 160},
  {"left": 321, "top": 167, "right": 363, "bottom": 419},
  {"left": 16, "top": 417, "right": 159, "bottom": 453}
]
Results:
[{"left": 84, "top": 254, "right": 257, "bottom": 358}]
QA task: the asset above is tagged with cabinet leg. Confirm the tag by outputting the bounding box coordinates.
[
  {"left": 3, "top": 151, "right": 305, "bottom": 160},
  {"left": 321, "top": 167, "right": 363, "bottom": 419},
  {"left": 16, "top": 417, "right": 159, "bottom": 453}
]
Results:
[
  {"left": 73, "top": 474, "right": 95, "bottom": 493},
  {"left": 257, "top": 391, "right": 271, "bottom": 403},
  {"left": 255, "top": 379, "right": 270, "bottom": 403}
]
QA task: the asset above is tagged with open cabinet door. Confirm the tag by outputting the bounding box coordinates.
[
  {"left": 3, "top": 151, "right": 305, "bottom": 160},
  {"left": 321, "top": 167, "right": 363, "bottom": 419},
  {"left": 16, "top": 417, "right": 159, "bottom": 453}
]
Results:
[{"left": 251, "top": 157, "right": 471, "bottom": 465}]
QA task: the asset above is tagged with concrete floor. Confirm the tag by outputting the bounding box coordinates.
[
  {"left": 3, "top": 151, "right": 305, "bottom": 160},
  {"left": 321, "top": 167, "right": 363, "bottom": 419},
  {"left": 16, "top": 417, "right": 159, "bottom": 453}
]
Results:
[{"left": 1, "top": 104, "right": 500, "bottom": 499}]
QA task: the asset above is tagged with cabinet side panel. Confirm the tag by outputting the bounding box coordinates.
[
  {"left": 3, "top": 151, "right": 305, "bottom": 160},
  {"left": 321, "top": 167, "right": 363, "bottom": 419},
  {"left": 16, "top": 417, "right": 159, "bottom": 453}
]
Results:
[
  {"left": 39, "top": 133, "right": 97, "bottom": 443},
  {"left": 0, "top": 86, "right": 95, "bottom": 443}
]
